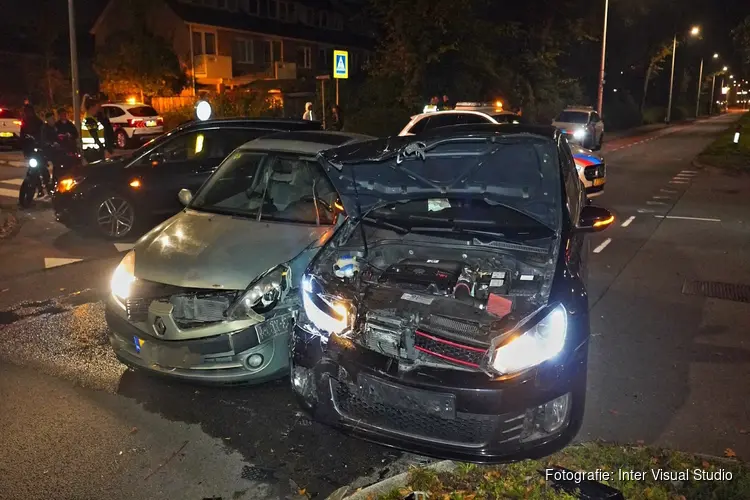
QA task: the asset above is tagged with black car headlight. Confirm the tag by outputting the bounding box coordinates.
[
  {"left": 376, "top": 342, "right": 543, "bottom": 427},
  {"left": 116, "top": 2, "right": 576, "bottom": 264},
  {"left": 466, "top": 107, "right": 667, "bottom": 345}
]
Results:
[
  {"left": 227, "top": 265, "right": 290, "bottom": 319},
  {"left": 489, "top": 304, "right": 567, "bottom": 375},
  {"left": 299, "top": 275, "right": 355, "bottom": 336}
]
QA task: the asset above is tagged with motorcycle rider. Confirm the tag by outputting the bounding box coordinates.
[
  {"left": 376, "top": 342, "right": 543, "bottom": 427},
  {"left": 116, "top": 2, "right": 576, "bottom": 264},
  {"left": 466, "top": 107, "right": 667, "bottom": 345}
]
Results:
[
  {"left": 19, "top": 105, "right": 47, "bottom": 198},
  {"left": 38, "top": 112, "right": 57, "bottom": 195}
]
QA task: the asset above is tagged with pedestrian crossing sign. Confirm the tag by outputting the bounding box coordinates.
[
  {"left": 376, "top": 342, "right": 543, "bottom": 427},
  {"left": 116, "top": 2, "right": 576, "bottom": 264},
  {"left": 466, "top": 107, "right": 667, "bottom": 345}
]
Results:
[{"left": 333, "top": 50, "right": 348, "bottom": 79}]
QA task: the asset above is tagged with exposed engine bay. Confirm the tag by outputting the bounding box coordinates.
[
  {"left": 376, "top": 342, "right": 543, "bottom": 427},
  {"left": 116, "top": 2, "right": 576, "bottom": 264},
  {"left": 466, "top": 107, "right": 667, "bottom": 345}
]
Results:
[{"left": 307, "top": 225, "right": 558, "bottom": 375}]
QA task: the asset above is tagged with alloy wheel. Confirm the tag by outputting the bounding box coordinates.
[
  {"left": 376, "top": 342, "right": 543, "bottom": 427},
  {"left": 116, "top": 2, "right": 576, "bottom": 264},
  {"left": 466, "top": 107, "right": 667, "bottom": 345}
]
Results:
[
  {"left": 96, "top": 196, "right": 134, "bottom": 238},
  {"left": 116, "top": 132, "right": 128, "bottom": 149}
]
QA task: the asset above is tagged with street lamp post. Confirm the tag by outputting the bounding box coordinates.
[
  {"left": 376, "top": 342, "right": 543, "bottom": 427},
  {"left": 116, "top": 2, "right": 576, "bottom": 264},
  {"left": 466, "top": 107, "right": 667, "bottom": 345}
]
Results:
[
  {"left": 596, "top": 0, "right": 610, "bottom": 116},
  {"left": 710, "top": 74, "right": 716, "bottom": 116},
  {"left": 667, "top": 26, "right": 700, "bottom": 124},
  {"left": 68, "top": 0, "right": 81, "bottom": 142},
  {"left": 695, "top": 57, "right": 704, "bottom": 118}
]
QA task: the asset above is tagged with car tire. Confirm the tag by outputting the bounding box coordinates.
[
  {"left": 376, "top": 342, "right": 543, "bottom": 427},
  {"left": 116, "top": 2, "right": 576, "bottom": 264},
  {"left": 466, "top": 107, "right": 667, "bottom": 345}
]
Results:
[
  {"left": 116, "top": 130, "right": 129, "bottom": 149},
  {"left": 91, "top": 191, "right": 139, "bottom": 240}
]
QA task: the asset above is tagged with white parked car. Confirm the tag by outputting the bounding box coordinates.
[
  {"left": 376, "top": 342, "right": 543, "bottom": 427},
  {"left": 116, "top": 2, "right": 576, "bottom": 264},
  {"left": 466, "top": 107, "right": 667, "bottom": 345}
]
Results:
[
  {"left": 551, "top": 106, "right": 604, "bottom": 150},
  {"left": 100, "top": 103, "right": 164, "bottom": 149},
  {"left": 399, "top": 102, "right": 520, "bottom": 136},
  {"left": 0, "top": 108, "right": 22, "bottom": 149}
]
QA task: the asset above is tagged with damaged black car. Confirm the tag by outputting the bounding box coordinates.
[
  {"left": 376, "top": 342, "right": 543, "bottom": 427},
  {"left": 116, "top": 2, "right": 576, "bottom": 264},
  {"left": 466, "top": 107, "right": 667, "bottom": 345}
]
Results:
[{"left": 290, "top": 124, "right": 614, "bottom": 462}]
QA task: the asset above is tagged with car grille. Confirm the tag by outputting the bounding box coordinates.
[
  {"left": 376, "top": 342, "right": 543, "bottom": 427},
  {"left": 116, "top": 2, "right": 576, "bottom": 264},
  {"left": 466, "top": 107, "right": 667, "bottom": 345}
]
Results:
[
  {"left": 414, "top": 330, "right": 487, "bottom": 368},
  {"left": 332, "top": 379, "right": 506, "bottom": 446},
  {"left": 584, "top": 163, "right": 606, "bottom": 180},
  {"left": 125, "top": 298, "right": 151, "bottom": 322}
]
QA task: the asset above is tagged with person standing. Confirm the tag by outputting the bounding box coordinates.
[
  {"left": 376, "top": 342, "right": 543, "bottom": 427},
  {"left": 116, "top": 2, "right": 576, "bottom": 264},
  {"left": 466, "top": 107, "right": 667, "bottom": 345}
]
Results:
[
  {"left": 19, "top": 104, "right": 43, "bottom": 159},
  {"left": 95, "top": 103, "right": 116, "bottom": 154},
  {"left": 303, "top": 102, "right": 315, "bottom": 121},
  {"left": 329, "top": 105, "right": 343, "bottom": 131},
  {"left": 441, "top": 95, "right": 453, "bottom": 110},
  {"left": 82, "top": 97, "right": 108, "bottom": 163},
  {"left": 55, "top": 107, "right": 78, "bottom": 150}
]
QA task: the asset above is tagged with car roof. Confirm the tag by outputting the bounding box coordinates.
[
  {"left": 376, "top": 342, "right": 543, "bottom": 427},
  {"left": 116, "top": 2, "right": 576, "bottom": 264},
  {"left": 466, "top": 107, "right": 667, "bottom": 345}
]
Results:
[
  {"left": 242, "top": 130, "right": 375, "bottom": 154},
  {"left": 419, "top": 123, "right": 558, "bottom": 141},
  {"left": 412, "top": 109, "right": 519, "bottom": 119},
  {"left": 561, "top": 107, "right": 593, "bottom": 112},
  {"left": 177, "top": 117, "right": 323, "bottom": 133}
]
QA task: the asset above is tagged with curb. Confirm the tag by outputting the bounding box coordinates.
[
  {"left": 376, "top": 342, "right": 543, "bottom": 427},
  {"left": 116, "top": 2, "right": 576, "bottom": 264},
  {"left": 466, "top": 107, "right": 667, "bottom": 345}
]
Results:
[{"left": 327, "top": 460, "right": 457, "bottom": 500}]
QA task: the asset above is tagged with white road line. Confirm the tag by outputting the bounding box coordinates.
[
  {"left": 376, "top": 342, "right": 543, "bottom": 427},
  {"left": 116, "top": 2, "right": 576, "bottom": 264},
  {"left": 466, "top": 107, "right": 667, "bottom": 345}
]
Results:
[
  {"left": 114, "top": 243, "right": 135, "bottom": 252},
  {"left": 669, "top": 180, "right": 689, "bottom": 184},
  {"left": 652, "top": 195, "right": 671, "bottom": 199},
  {"left": 0, "top": 187, "right": 17, "bottom": 198},
  {"left": 681, "top": 170, "right": 699, "bottom": 174},
  {"left": 637, "top": 208, "right": 654, "bottom": 213},
  {"left": 2, "top": 178, "right": 24, "bottom": 186},
  {"left": 621, "top": 216, "right": 636, "bottom": 227},
  {"left": 593, "top": 238, "right": 612, "bottom": 253},
  {"left": 44, "top": 258, "right": 84, "bottom": 269},
  {"left": 646, "top": 200, "right": 667, "bottom": 205},
  {"left": 660, "top": 189, "right": 678, "bottom": 194},
  {"left": 654, "top": 215, "right": 721, "bottom": 222}
]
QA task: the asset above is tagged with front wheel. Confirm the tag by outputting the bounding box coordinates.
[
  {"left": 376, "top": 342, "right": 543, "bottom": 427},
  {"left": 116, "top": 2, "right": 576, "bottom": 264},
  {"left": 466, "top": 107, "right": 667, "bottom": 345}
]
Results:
[
  {"left": 91, "top": 192, "right": 138, "bottom": 239},
  {"left": 18, "top": 179, "right": 36, "bottom": 208}
]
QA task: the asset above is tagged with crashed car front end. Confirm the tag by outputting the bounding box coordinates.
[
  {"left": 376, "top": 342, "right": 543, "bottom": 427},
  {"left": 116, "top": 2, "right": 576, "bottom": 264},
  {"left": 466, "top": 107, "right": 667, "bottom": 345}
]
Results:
[
  {"left": 290, "top": 130, "right": 591, "bottom": 462},
  {"left": 106, "top": 251, "right": 297, "bottom": 384}
]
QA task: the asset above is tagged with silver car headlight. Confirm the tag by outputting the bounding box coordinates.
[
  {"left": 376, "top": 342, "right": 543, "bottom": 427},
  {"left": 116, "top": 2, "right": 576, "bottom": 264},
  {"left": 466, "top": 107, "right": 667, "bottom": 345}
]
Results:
[
  {"left": 228, "top": 265, "right": 290, "bottom": 319},
  {"left": 490, "top": 304, "right": 567, "bottom": 375},
  {"left": 572, "top": 128, "right": 587, "bottom": 140},
  {"left": 111, "top": 250, "right": 136, "bottom": 304},
  {"left": 300, "top": 276, "right": 355, "bottom": 336}
]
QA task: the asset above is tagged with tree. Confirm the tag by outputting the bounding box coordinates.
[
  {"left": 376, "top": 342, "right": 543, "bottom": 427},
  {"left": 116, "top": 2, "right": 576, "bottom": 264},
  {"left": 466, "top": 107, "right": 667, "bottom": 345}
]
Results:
[
  {"left": 94, "top": 14, "right": 186, "bottom": 99},
  {"left": 732, "top": 16, "right": 750, "bottom": 71},
  {"left": 641, "top": 42, "right": 673, "bottom": 114}
]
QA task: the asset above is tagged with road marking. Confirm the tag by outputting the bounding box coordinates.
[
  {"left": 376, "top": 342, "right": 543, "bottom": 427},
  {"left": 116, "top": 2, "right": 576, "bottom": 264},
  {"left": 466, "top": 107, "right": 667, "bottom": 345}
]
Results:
[
  {"left": 669, "top": 180, "right": 689, "bottom": 184},
  {"left": 660, "top": 189, "right": 678, "bottom": 194},
  {"left": 637, "top": 208, "right": 654, "bottom": 213},
  {"left": 44, "top": 258, "right": 84, "bottom": 269},
  {"left": 593, "top": 238, "right": 612, "bottom": 253},
  {"left": 621, "top": 216, "right": 636, "bottom": 227},
  {"left": 681, "top": 170, "right": 699, "bottom": 174},
  {"left": 0, "top": 187, "right": 17, "bottom": 198},
  {"left": 652, "top": 195, "right": 671, "bottom": 199},
  {"left": 3, "top": 178, "right": 23, "bottom": 186},
  {"left": 114, "top": 243, "right": 135, "bottom": 252},
  {"left": 654, "top": 215, "right": 721, "bottom": 222},
  {"left": 674, "top": 173, "right": 695, "bottom": 178},
  {"left": 646, "top": 200, "right": 667, "bottom": 206}
]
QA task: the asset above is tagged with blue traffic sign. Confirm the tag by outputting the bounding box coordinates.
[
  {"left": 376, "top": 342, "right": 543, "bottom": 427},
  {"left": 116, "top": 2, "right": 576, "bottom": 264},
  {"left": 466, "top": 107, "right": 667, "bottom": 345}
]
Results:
[{"left": 333, "top": 50, "right": 348, "bottom": 79}]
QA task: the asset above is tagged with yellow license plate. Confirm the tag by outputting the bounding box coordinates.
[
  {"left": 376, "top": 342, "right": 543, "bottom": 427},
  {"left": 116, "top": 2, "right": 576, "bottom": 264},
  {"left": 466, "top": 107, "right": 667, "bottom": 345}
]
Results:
[
  {"left": 146, "top": 120, "right": 157, "bottom": 127},
  {"left": 593, "top": 178, "right": 606, "bottom": 186},
  {"left": 0, "top": 132, "right": 13, "bottom": 137}
]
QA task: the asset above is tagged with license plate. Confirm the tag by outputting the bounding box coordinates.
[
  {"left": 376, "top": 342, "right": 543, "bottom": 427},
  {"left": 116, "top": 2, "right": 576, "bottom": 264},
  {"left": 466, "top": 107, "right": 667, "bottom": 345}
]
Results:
[
  {"left": 357, "top": 374, "right": 456, "bottom": 419},
  {"left": 146, "top": 120, "right": 157, "bottom": 127},
  {"left": 593, "top": 178, "right": 606, "bottom": 186},
  {"left": 0, "top": 132, "right": 13, "bottom": 138},
  {"left": 133, "top": 336, "right": 145, "bottom": 353}
]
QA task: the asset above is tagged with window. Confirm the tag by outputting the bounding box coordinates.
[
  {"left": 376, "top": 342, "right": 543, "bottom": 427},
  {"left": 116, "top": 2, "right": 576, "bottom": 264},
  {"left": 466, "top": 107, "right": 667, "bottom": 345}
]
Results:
[
  {"left": 192, "top": 31, "right": 217, "bottom": 56},
  {"left": 103, "top": 106, "right": 126, "bottom": 118},
  {"left": 299, "top": 6, "right": 313, "bottom": 24},
  {"left": 332, "top": 13, "right": 343, "bottom": 30},
  {"left": 279, "top": 1, "right": 294, "bottom": 21},
  {"left": 233, "top": 38, "right": 254, "bottom": 63},
  {"left": 558, "top": 139, "right": 581, "bottom": 218},
  {"left": 297, "top": 46, "right": 311, "bottom": 69},
  {"left": 268, "top": 0, "right": 278, "bottom": 18},
  {"left": 319, "top": 11, "right": 329, "bottom": 28},
  {"left": 460, "top": 113, "right": 490, "bottom": 125},
  {"left": 262, "top": 40, "right": 283, "bottom": 63},
  {"left": 240, "top": 0, "right": 259, "bottom": 14},
  {"left": 590, "top": 112, "right": 600, "bottom": 123},
  {"left": 153, "top": 130, "right": 226, "bottom": 164},
  {"left": 127, "top": 106, "right": 159, "bottom": 117},
  {"left": 318, "top": 48, "right": 330, "bottom": 68},
  {"left": 421, "top": 114, "right": 461, "bottom": 131}
]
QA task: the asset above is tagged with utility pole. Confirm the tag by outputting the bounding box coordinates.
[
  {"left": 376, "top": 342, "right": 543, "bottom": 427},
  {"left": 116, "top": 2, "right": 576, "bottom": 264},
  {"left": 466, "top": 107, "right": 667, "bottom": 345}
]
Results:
[
  {"left": 695, "top": 58, "right": 704, "bottom": 118},
  {"left": 68, "top": 0, "right": 81, "bottom": 145},
  {"left": 596, "top": 0, "right": 609, "bottom": 116},
  {"left": 666, "top": 34, "right": 677, "bottom": 124},
  {"left": 710, "top": 74, "right": 716, "bottom": 116}
]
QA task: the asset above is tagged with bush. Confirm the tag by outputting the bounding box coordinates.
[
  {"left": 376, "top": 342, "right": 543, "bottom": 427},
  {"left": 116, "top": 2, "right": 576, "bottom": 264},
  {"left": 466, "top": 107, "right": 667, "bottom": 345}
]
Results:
[
  {"left": 603, "top": 93, "right": 641, "bottom": 131},
  {"left": 642, "top": 106, "right": 666, "bottom": 124},
  {"left": 161, "top": 106, "right": 194, "bottom": 131}
]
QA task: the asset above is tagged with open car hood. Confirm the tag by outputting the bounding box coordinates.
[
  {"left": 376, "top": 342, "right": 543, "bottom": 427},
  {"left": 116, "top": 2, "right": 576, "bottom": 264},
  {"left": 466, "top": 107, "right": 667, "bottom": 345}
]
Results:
[{"left": 318, "top": 132, "right": 560, "bottom": 226}]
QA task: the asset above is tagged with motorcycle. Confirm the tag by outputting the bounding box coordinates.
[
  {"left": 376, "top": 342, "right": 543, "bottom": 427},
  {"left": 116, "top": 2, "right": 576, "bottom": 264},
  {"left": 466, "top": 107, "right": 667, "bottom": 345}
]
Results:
[{"left": 18, "top": 147, "right": 51, "bottom": 208}]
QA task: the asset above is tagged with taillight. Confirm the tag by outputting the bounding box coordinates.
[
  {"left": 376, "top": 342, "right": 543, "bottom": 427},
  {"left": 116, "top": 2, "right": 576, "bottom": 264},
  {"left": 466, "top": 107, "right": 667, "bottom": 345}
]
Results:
[
  {"left": 156, "top": 117, "right": 163, "bottom": 126},
  {"left": 127, "top": 118, "right": 145, "bottom": 128},
  {"left": 13, "top": 120, "right": 22, "bottom": 126}
]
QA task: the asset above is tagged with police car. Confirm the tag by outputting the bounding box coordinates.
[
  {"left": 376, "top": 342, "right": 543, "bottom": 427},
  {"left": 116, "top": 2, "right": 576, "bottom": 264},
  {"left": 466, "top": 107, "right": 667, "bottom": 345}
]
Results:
[
  {"left": 570, "top": 143, "right": 606, "bottom": 198},
  {"left": 0, "top": 108, "right": 22, "bottom": 149},
  {"left": 552, "top": 106, "right": 604, "bottom": 150},
  {"left": 399, "top": 101, "right": 521, "bottom": 136}
]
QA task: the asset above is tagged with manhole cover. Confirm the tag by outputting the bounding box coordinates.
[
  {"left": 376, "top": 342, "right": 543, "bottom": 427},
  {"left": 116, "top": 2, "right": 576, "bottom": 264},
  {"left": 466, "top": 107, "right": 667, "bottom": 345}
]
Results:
[{"left": 682, "top": 281, "right": 750, "bottom": 303}]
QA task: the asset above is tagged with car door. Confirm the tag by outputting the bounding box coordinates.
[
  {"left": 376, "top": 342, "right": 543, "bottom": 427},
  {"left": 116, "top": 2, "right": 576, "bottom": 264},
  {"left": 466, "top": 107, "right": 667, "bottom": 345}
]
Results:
[{"left": 559, "top": 138, "right": 588, "bottom": 286}]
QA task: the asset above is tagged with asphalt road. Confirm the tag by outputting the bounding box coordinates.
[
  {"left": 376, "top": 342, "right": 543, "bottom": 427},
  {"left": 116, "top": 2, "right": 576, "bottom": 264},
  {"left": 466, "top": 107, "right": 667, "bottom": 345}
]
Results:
[{"left": 1, "top": 114, "right": 749, "bottom": 499}]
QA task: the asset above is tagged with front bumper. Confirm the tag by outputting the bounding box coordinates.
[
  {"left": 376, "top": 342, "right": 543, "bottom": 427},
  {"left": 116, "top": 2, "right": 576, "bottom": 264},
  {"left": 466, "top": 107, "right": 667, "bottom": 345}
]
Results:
[
  {"left": 0, "top": 133, "right": 20, "bottom": 147},
  {"left": 106, "top": 300, "right": 290, "bottom": 385},
  {"left": 291, "top": 328, "right": 589, "bottom": 463},
  {"left": 53, "top": 191, "right": 88, "bottom": 228}
]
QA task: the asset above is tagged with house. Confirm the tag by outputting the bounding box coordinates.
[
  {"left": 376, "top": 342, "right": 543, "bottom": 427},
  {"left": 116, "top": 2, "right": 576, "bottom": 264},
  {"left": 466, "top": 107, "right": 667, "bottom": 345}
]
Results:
[{"left": 91, "top": 0, "right": 374, "bottom": 93}]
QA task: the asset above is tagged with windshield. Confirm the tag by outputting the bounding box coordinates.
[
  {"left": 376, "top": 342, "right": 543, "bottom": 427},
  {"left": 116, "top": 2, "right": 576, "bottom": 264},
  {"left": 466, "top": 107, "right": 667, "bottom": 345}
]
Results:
[
  {"left": 190, "top": 150, "right": 340, "bottom": 224},
  {"left": 555, "top": 111, "right": 589, "bottom": 124},
  {"left": 491, "top": 114, "right": 520, "bottom": 124},
  {"left": 128, "top": 106, "right": 159, "bottom": 117}
]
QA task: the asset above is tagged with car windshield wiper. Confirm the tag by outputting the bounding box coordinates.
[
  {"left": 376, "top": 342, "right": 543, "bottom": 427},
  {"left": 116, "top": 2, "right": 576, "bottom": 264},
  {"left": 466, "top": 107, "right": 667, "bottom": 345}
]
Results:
[
  {"left": 361, "top": 216, "right": 409, "bottom": 234},
  {"left": 410, "top": 226, "right": 549, "bottom": 246}
]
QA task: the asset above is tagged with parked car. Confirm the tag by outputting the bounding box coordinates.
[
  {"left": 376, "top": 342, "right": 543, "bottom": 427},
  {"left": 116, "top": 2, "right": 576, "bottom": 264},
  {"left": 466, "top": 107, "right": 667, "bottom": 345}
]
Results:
[
  {"left": 0, "top": 108, "right": 22, "bottom": 149},
  {"left": 399, "top": 103, "right": 521, "bottom": 136},
  {"left": 53, "top": 118, "right": 323, "bottom": 239},
  {"left": 571, "top": 144, "right": 606, "bottom": 198},
  {"left": 106, "top": 131, "right": 373, "bottom": 384},
  {"left": 551, "top": 106, "right": 604, "bottom": 150},
  {"left": 291, "top": 123, "right": 614, "bottom": 462},
  {"left": 101, "top": 103, "right": 164, "bottom": 149}
]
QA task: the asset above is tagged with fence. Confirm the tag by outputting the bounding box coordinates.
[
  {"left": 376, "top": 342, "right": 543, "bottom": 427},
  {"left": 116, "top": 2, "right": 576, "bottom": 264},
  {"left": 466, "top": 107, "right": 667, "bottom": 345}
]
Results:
[{"left": 151, "top": 96, "right": 196, "bottom": 114}]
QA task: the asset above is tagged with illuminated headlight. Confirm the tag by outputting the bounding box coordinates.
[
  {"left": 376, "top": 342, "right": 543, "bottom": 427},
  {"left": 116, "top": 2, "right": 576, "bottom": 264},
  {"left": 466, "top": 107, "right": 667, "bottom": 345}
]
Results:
[
  {"left": 228, "top": 265, "right": 290, "bottom": 319},
  {"left": 300, "top": 276, "right": 354, "bottom": 336},
  {"left": 111, "top": 250, "right": 136, "bottom": 304},
  {"left": 491, "top": 305, "right": 567, "bottom": 375},
  {"left": 572, "top": 129, "right": 587, "bottom": 140},
  {"left": 28, "top": 158, "right": 38, "bottom": 168}
]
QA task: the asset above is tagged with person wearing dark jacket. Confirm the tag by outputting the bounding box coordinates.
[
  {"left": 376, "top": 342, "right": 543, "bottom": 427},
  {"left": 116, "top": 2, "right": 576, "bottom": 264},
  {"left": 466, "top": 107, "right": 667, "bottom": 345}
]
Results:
[
  {"left": 329, "top": 105, "right": 344, "bottom": 131},
  {"left": 82, "top": 97, "right": 108, "bottom": 163},
  {"left": 55, "top": 108, "right": 78, "bottom": 150},
  {"left": 19, "top": 105, "right": 43, "bottom": 158},
  {"left": 37, "top": 112, "right": 57, "bottom": 195},
  {"left": 96, "top": 107, "right": 116, "bottom": 154}
]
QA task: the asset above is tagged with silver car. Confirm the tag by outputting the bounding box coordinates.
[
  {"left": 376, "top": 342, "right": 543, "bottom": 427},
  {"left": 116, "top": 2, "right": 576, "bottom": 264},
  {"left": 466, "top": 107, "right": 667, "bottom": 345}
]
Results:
[{"left": 105, "top": 131, "right": 373, "bottom": 384}]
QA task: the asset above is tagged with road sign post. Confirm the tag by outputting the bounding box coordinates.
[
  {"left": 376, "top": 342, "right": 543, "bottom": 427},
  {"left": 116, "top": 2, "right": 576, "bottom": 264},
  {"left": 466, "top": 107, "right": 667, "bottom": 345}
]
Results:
[
  {"left": 316, "top": 75, "right": 330, "bottom": 128},
  {"left": 333, "top": 50, "right": 348, "bottom": 106}
]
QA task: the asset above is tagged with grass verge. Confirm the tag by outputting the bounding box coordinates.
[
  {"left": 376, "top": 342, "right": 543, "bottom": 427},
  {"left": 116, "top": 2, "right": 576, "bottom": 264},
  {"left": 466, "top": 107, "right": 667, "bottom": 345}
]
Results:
[
  {"left": 697, "top": 112, "right": 750, "bottom": 173},
  {"left": 377, "top": 443, "right": 750, "bottom": 500}
]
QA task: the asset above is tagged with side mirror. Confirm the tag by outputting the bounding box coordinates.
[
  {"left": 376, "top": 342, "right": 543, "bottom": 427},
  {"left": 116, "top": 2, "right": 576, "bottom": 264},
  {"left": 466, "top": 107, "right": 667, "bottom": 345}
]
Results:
[
  {"left": 178, "top": 189, "right": 193, "bottom": 207},
  {"left": 577, "top": 205, "right": 614, "bottom": 233}
]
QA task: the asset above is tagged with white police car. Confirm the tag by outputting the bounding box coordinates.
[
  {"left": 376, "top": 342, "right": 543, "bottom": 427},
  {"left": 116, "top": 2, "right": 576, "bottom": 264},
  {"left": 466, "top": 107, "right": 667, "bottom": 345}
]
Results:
[
  {"left": 552, "top": 106, "right": 604, "bottom": 150},
  {"left": 400, "top": 102, "right": 520, "bottom": 136}
]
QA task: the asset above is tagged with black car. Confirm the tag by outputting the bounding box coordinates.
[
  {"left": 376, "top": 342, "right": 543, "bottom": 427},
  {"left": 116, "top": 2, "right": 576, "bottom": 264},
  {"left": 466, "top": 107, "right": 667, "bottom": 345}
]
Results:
[
  {"left": 53, "top": 118, "right": 322, "bottom": 239},
  {"left": 290, "top": 123, "right": 614, "bottom": 462}
]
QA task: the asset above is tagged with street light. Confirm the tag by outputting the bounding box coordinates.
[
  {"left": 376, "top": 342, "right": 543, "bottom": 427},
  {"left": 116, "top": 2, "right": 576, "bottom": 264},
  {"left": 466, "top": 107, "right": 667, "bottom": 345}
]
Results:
[
  {"left": 713, "top": 53, "right": 719, "bottom": 59},
  {"left": 667, "top": 26, "right": 701, "bottom": 123},
  {"left": 723, "top": 66, "right": 729, "bottom": 71},
  {"left": 596, "top": 0, "right": 610, "bottom": 117}
]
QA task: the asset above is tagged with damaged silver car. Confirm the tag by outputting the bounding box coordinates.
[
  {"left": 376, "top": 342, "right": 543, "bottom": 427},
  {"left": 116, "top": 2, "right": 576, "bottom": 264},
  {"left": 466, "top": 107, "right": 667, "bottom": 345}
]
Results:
[{"left": 106, "top": 131, "right": 372, "bottom": 384}]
